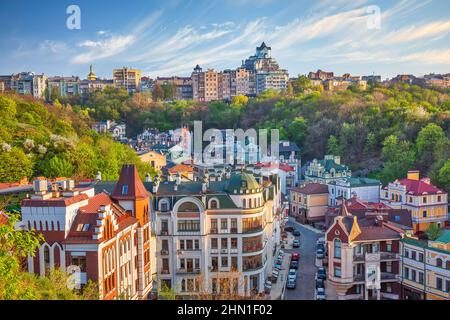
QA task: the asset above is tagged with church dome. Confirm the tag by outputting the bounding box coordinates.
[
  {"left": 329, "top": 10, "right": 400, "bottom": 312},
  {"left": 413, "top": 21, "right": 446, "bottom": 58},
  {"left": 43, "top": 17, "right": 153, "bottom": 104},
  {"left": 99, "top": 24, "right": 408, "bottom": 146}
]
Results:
[{"left": 225, "top": 172, "right": 260, "bottom": 194}]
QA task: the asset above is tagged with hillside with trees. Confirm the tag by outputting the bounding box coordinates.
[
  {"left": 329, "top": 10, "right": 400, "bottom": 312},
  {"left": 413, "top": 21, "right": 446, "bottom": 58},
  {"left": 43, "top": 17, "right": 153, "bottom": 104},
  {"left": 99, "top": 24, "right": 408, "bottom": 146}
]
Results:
[
  {"left": 56, "top": 82, "right": 450, "bottom": 191},
  {"left": 0, "top": 93, "right": 154, "bottom": 183}
]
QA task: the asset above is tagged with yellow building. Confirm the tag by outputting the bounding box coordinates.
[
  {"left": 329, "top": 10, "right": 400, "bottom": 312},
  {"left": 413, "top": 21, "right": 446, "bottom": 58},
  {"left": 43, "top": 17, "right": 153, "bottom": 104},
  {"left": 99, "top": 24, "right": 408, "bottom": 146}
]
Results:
[
  {"left": 113, "top": 67, "right": 141, "bottom": 93},
  {"left": 290, "top": 183, "right": 329, "bottom": 224},
  {"left": 138, "top": 150, "right": 166, "bottom": 171},
  {"left": 381, "top": 171, "right": 448, "bottom": 233},
  {"left": 400, "top": 230, "right": 450, "bottom": 300}
]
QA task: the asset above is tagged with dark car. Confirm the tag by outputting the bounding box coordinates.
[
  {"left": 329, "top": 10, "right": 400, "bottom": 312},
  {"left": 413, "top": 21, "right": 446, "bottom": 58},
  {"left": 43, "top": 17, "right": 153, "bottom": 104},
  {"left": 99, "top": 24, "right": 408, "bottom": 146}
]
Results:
[
  {"left": 286, "top": 278, "right": 297, "bottom": 289},
  {"left": 290, "top": 260, "right": 299, "bottom": 270},
  {"left": 285, "top": 226, "right": 294, "bottom": 233},
  {"left": 317, "top": 267, "right": 327, "bottom": 280},
  {"left": 293, "top": 230, "right": 301, "bottom": 237},
  {"left": 316, "top": 278, "right": 324, "bottom": 289},
  {"left": 293, "top": 239, "right": 300, "bottom": 248}
]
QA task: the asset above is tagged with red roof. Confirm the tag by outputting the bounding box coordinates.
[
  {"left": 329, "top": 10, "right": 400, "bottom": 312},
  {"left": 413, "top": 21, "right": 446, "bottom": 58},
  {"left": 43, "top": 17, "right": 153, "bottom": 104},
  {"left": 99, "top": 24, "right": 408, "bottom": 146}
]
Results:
[
  {"left": 397, "top": 178, "right": 445, "bottom": 196},
  {"left": 291, "top": 183, "right": 329, "bottom": 195},
  {"left": 111, "top": 165, "right": 150, "bottom": 201},
  {"left": 21, "top": 193, "right": 89, "bottom": 207},
  {"left": 168, "top": 164, "right": 193, "bottom": 174}
]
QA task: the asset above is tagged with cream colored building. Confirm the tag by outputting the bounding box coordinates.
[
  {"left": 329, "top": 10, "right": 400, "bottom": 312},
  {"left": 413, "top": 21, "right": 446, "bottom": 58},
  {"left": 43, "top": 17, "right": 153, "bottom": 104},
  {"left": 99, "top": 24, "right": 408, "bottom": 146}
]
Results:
[
  {"left": 290, "top": 183, "right": 329, "bottom": 224},
  {"left": 138, "top": 151, "right": 166, "bottom": 171}
]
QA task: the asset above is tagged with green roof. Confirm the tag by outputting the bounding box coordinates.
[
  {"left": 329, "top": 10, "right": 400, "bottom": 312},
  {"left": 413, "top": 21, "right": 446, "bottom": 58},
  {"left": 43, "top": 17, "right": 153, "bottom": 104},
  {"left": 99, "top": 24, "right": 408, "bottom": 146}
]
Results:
[
  {"left": 435, "top": 229, "right": 450, "bottom": 244},
  {"left": 225, "top": 172, "right": 259, "bottom": 193},
  {"left": 317, "top": 159, "right": 349, "bottom": 172},
  {"left": 401, "top": 237, "right": 449, "bottom": 255},
  {"left": 346, "top": 178, "right": 381, "bottom": 187}
]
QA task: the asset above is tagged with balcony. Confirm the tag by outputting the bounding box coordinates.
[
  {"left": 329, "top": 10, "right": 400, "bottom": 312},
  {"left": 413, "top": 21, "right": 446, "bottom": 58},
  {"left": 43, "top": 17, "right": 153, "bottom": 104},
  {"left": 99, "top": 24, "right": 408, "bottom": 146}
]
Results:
[
  {"left": 160, "top": 249, "right": 169, "bottom": 256},
  {"left": 354, "top": 252, "right": 399, "bottom": 263},
  {"left": 210, "top": 248, "right": 218, "bottom": 254},
  {"left": 380, "top": 272, "right": 397, "bottom": 282},
  {"left": 243, "top": 263, "right": 264, "bottom": 272},
  {"left": 210, "top": 229, "right": 218, "bottom": 234},
  {"left": 380, "top": 252, "right": 399, "bottom": 260},
  {"left": 243, "top": 245, "right": 264, "bottom": 254},
  {"left": 242, "top": 226, "right": 263, "bottom": 234},
  {"left": 161, "top": 269, "right": 170, "bottom": 275},
  {"left": 160, "top": 230, "right": 169, "bottom": 236},
  {"left": 177, "top": 268, "right": 201, "bottom": 275},
  {"left": 221, "top": 249, "right": 229, "bottom": 254}
]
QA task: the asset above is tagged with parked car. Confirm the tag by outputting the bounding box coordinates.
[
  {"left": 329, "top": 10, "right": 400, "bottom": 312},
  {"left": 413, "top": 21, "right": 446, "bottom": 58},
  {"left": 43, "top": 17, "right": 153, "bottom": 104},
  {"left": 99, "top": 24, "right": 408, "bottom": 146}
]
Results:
[
  {"left": 274, "top": 260, "right": 282, "bottom": 270},
  {"left": 285, "top": 226, "right": 294, "bottom": 233},
  {"left": 286, "top": 278, "right": 297, "bottom": 289},
  {"left": 284, "top": 217, "right": 289, "bottom": 223},
  {"left": 291, "top": 253, "right": 300, "bottom": 261},
  {"left": 316, "top": 287, "right": 326, "bottom": 300},
  {"left": 279, "top": 249, "right": 285, "bottom": 256},
  {"left": 316, "top": 248, "right": 325, "bottom": 259},
  {"left": 317, "top": 267, "right": 327, "bottom": 280},
  {"left": 290, "top": 260, "right": 299, "bottom": 270},
  {"left": 288, "top": 269, "right": 297, "bottom": 281},
  {"left": 272, "top": 270, "right": 280, "bottom": 283},
  {"left": 293, "top": 230, "right": 301, "bottom": 237},
  {"left": 264, "top": 280, "right": 272, "bottom": 294},
  {"left": 316, "top": 278, "right": 324, "bottom": 289},
  {"left": 293, "top": 239, "right": 300, "bottom": 248}
]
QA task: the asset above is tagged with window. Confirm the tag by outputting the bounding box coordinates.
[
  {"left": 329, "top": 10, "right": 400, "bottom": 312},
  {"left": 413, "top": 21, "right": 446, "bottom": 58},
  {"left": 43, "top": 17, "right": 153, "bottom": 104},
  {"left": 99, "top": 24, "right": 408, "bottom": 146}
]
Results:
[
  {"left": 122, "top": 185, "right": 128, "bottom": 195},
  {"left": 437, "top": 196, "right": 442, "bottom": 202},
  {"left": 231, "top": 238, "right": 238, "bottom": 249},
  {"left": 411, "top": 270, "right": 416, "bottom": 282},
  {"left": 211, "top": 238, "right": 218, "bottom": 249},
  {"left": 161, "top": 220, "right": 168, "bottom": 233},
  {"left": 334, "top": 266, "right": 341, "bottom": 278},
  {"left": 76, "top": 224, "right": 84, "bottom": 232},
  {"left": 423, "top": 197, "right": 427, "bottom": 204},
  {"left": 177, "top": 220, "right": 200, "bottom": 232},
  {"left": 221, "top": 238, "right": 228, "bottom": 249},
  {"left": 221, "top": 219, "right": 228, "bottom": 230},
  {"left": 436, "top": 258, "right": 443, "bottom": 268},
  {"left": 419, "top": 272, "right": 424, "bottom": 284},
  {"left": 446, "top": 280, "right": 450, "bottom": 293},
  {"left": 373, "top": 243, "right": 379, "bottom": 253},
  {"left": 386, "top": 244, "right": 392, "bottom": 252},
  {"left": 411, "top": 251, "right": 417, "bottom": 261},
  {"left": 211, "top": 219, "right": 218, "bottom": 233},
  {"left": 82, "top": 224, "right": 90, "bottom": 232},
  {"left": 160, "top": 201, "right": 169, "bottom": 212},
  {"left": 211, "top": 257, "right": 218, "bottom": 271},
  {"left": 423, "top": 211, "right": 427, "bottom": 218},
  {"left": 231, "top": 257, "right": 238, "bottom": 270},
  {"left": 179, "top": 240, "right": 185, "bottom": 250},
  {"left": 72, "top": 256, "right": 87, "bottom": 272},
  {"left": 405, "top": 249, "right": 410, "bottom": 258},
  {"left": 334, "top": 239, "right": 341, "bottom": 259},
  {"left": 194, "top": 240, "right": 199, "bottom": 250},
  {"left": 404, "top": 267, "right": 410, "bottom": 280},
  {"left": 221, "top": 256, "right": 228, "bottom": 267},
  {"left": 210, "top": 200, "right": 218, "bottom": 209},
  {"left": 386, "top": 262, "right": 392, "bottom": 273},
  {"left": 418, "top": 253, "right": 424, "bottom": 262},
  {"left": 436, "top": 277, "right": 443, "bottom": 291},
  {"left": 231, "top": 219, "right": 237, "bottom": 232}
]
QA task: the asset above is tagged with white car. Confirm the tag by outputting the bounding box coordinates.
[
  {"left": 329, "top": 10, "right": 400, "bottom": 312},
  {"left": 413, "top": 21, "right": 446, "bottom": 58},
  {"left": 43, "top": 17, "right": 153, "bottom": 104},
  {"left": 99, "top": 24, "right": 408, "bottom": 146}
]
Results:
[
  {"left": 288, "top": 269, "right": 297, "bottom": 281},
  {"left": 316, "top": 287, "right": 326, "bottom": 300}
]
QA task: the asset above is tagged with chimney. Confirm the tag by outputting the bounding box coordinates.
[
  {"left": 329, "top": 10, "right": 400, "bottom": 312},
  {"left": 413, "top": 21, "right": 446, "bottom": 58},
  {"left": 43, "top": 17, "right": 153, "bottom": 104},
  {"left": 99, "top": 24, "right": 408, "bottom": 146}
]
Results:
[
  {"left": 66, "top": 179, "right": 75, "bottom": 191},
  {"left": 407, "top": 170, "right": 420, "bottom": 181},
  {"left": 33, "top": 179, "right": 47, "bottom": 195},
  {"left": 51, "top": 182, "right": 60, "bottom": 198},
  {"left": 96, "top": 171, "right": 102, "bottom": 181}
]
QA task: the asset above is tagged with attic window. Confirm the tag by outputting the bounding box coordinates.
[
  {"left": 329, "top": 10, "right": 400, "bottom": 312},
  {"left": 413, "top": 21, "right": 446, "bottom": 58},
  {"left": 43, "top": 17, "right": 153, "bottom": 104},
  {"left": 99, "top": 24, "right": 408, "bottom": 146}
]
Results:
[
  {"left": 394, "top": 216, "right": 400, "bottom": 222},
  {"left": 76, "top": 224, "right": 83, "bottom": 232},
  {"left": 76, "top": 224, "right": 90, "bottom": 232},
  {"left": 122, "top": 185, "right": 128, "bottom": 195},
  {"left": 82, "top": 224, "right": 90, "bottom": 232}
]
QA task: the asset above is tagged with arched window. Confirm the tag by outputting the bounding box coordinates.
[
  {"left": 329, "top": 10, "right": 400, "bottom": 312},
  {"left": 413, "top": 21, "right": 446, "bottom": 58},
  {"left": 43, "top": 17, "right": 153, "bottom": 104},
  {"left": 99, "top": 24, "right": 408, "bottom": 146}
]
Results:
[
  {"left": 210, "top": 200, "right": 218, "bottom": 209},
  {"left": 43, "top": 245, "right": 51, "bottom": 269},
  {"left": 334, "top": 239, "right": 342, "bottom": 259},
  {"left": 436, "top": 258, "right": 443, "bottom": 268},
  {"left": 178, "top": 202, "right": 200, "bottom": 212},
  {"left": 159, "top": 199, "right": 170, "bottom": 212}
]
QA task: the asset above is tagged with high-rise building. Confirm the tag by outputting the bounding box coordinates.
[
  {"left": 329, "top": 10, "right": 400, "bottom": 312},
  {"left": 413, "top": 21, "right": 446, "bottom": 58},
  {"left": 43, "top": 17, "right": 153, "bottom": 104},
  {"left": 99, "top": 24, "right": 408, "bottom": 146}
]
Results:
[
  {"left": 191, "top": 65, "right": 219, "bottom": 102},
  {"left": 242, "top": 42, "right": 289, "bottom": 95},
  {"left": 155, "top": 76, "right": 193, "bottom": 100},
  {"left": 113, "top": 67, "right": 142, "bottom": 93}
]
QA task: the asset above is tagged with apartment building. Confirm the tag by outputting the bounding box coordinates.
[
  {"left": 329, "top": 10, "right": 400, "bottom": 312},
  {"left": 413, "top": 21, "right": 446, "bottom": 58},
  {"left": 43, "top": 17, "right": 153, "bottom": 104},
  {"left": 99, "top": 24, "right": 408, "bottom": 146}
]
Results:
[
  {"left": 18, "top": 165, "right": 153, "bottom": 300},
  {"left": 155, "top": 76, "right": 193, "bottom": 100},
  {"left": 381, "top": 170, "right": 448, "bottom": 233},
  {"left": 328, "top": 178, "right": 382, "bottom": 207},
  {"left": 308, "top": 69, "right": 335, "bottom": 81},
  {"left": 152, "top": 169, "right": 281, "bottom": 297},
  {"left": 47, "top": 76, "right": 80, "bottom": 97},
  {"left": 113, "top": 67, "right": 141, "bottom": 93},
  {"left": 326, "top": 202, "right": 410, "bottom": 300},
  {"left": 304, "top": 155, "right": 352, "bottom": 184},
  {"left": 400, "top": 230, "right": 450, "bottom": 300},
  {"left": 10, "top": 72, "right": 47, "bottom": 98}
]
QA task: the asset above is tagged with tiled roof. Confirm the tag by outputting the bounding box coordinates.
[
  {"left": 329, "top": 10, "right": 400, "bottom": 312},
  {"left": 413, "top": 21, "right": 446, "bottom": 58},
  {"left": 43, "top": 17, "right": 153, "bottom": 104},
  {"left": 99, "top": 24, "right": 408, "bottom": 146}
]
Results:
[
  {"left": 354, "top": 223, "right": 402, "bottom": 241},
  {"left": 111, "top": 164, "right": 150, "bottom": 201},
  {"left": 397, "top": 178, "right": 445, "bottom": 196},
  {"left": 291, "top": 183, "right": 329, "bottom": 195},
  {"left": 168, "top": 164, "right": 193, "bottom": 174}
]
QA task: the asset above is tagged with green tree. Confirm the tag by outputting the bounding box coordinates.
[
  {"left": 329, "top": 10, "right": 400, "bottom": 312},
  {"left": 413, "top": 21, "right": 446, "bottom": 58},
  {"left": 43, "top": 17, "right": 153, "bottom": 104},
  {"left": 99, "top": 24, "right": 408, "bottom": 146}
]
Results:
[
  {"left": 287, "top": 117, "right": 308, "bottom": 148},
  {"left": 435, "top": 159, "right": 450, "bottom": 192},
  {"left": 0, "top": 147, "right": 34, "bottom": 183},
  {"left": 326, "top": 135, "right": 342, "bottom": 156},
  {"left": 43, "top": 156, "right": 75, "bottom": 178},
  {"left": 152, "top": 84, "right": 165, "bottom": 101},
  {"left": 416, "top": 124, "right": 449, "bottom": 173},
  {"left": 0, "top": 96, "right": 17, "bottom": 123},
  {"left": 381, "top": 135, "right": 416, "bottom": 184},
  {"left": 426, "top": 223, "right": 443, "bottom": 241}
]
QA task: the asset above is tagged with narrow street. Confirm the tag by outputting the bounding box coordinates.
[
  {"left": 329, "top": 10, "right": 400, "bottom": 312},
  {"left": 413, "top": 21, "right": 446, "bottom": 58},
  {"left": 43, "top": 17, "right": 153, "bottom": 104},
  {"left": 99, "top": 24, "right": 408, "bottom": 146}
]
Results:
[{"left": 284, "top": 218, "right": 324, "bottom": 300}]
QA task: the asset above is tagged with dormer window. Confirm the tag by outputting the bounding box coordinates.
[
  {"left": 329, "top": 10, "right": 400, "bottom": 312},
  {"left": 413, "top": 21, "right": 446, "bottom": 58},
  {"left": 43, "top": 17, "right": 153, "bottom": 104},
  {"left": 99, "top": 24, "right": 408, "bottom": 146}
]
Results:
[{"left": 122, "top": 185, "right": 128, "bottom": 195}]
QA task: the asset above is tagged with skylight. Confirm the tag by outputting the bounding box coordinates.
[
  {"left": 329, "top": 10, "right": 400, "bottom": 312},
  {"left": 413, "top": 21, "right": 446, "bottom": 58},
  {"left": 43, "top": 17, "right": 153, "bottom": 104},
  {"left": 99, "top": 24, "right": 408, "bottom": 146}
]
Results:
[{"left": 122, "top": 185, "right": 128, "bottom": 195}]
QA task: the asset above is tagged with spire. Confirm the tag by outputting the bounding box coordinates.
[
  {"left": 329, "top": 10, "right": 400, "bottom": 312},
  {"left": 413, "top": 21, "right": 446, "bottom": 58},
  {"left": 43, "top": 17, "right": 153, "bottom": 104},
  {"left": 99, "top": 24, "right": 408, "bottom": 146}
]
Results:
[{"left": 87, "top": 64, "right": 97, "bottom": 81}]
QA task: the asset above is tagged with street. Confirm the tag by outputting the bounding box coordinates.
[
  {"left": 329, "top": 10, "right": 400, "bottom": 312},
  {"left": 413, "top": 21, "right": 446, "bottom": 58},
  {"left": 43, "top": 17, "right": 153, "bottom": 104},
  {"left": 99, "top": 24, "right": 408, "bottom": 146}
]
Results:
[{"left": 283, "top": 218, "right": 324, "bottom": 300}]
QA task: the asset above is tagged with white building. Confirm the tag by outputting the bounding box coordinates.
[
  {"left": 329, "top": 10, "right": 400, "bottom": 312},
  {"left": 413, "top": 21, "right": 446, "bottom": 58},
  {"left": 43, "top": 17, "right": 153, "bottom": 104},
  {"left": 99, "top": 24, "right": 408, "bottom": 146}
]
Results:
[
  {"left": 152, "top": 170, "right": 281, "bottom": 297},
  {"left": 328, "top": 178, "right": 382, "bottom": 207}
]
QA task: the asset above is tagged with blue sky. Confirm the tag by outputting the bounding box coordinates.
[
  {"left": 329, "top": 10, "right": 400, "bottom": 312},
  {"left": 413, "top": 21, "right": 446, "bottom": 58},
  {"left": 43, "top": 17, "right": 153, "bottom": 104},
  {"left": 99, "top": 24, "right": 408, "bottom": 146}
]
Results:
[{"left": 0, "top": 0, "right": 449, "bottom": 79}]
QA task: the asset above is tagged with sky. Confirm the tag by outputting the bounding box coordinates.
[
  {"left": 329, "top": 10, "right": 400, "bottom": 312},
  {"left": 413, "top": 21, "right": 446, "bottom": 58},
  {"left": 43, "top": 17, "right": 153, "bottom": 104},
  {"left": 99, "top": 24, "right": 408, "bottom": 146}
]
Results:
[{"left": 0, "top": 0, "right": 450, "bottom": 80}]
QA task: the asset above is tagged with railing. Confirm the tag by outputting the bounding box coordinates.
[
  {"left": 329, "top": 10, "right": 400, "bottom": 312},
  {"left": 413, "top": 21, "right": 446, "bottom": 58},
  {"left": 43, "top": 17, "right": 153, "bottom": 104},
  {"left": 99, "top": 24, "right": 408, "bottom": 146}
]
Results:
[
  {"left": 380, "top": 252, "right": 399, "bottom": 260},
  {"left": 381, "top": 272, "right": 397, "bottom": 281},
  {"left": 177, "top": 268, "right": 201, "bottom": 275},
  {"left": 242, "top": 226, "right": 263, "bottom": 234},
  {"left": 160, "top": 249, "right": 169, "bottom": 255},
  {"left": 243, "top": 245, "right": 264, "bottom": 254},
  {"left": 160, "top": 230, "right": 169, "bottom": 236}
]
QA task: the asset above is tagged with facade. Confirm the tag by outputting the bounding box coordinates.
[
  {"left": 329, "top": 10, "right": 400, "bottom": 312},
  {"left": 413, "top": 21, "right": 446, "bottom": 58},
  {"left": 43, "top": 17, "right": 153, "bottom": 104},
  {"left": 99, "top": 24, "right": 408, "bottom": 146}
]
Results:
[
  {"left": 328, "top": 178, "right": 382, "bottom": 207},
  {"left": 243, "top": 42, "right": 289, "bottom": 95},
  {"left": 10, "top": 72, "right": 47, "bottom": 98},
  {"left": 400, "top": 231, "right": 450, "bottom": 300},
  {"left": 290, "top": 183, "right": 329, "bottom": 224},
  {"left": 304, "top": 155, "right": 352, "bottom": 184},
  {"left": 256, "top": 163, "right": 296, "bottom": 196},
  {"left": 19, "top": 165, "right": 154, "bottom": 300},
  {"left": 326, "top": 203, "right": 408, "bottom": 300},
  {"left": 152, "top": 170, "right": 281, "bottom": 297},
  {"left": 155, "top": 77, "right": 193, "bottom": 100},
  {"left": 381, "top": 170, "right": 448, "bottom": 233},
  {"left": 308, "top": 70, "right": 334, "bottom": 81},
  {"left": 113, "top": 67, "right": 142, "bottom": 93},
  {"left": 138, "top": 150, "right": 167, "bottom": 171},
  {"left": 92, "top": 120, "right": 126, "bottom": 141},
  {"left": 47, "top": 76, "right": 80, "bottom": 97}
]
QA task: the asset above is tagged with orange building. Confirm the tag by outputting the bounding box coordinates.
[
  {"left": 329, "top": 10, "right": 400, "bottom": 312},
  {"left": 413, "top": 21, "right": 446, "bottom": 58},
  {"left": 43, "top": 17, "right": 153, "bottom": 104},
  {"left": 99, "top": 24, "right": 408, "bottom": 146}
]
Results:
[{"left": 381, "top": 171, "right": 448, "bottom": 233}]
